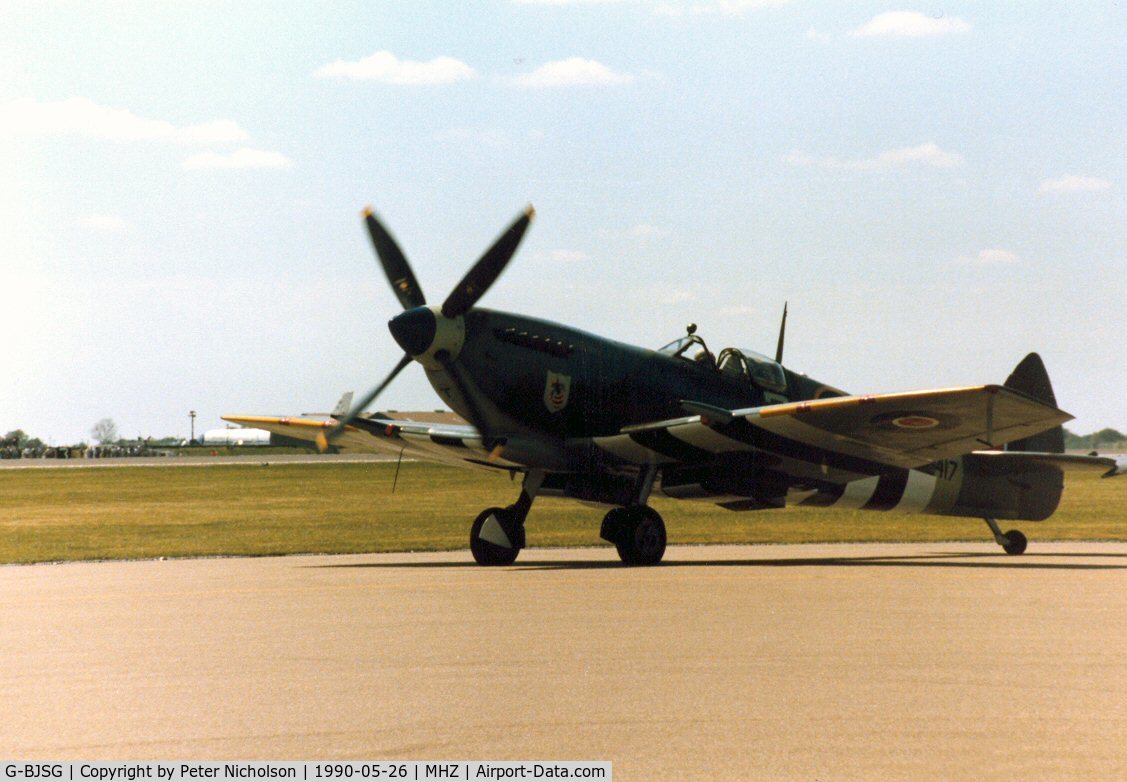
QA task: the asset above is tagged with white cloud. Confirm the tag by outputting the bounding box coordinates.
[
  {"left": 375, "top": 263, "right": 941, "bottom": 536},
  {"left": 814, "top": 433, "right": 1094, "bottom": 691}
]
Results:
[
  {"left": 806, "top": 27, "right": 831, "bottom": 43},
  {"left": 77, "top": 214, "right": 132, "bottom": 234},
  {"left": 0, "top": 97, "right": 248, "bottom": 144},
  {"left": 957, "top": 248, "right": 1021, "bottom": 265},
  {"left": 513, "top": 58, "right": 633, "bottom": 87},
  {"left": 850, "top": 11, "right": 971, "bottom": 39},
  {"left": 316, "top": 51, "right": 476, "bottom": 85},
  {"left": 783, "top": 142, "right": 964, "bottom": 171},
  {"left": 182, "top": 148, "right": 292, "bottom": 170},
  {"left": 1039, "top": 175, "right": 1112, "bottom": 194}
]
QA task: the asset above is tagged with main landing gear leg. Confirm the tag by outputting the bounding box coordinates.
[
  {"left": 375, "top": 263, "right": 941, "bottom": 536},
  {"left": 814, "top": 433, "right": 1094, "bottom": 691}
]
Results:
[
  {"left": 600, "top": 465, "right": 667, "bottom": 566},
  {"left": 984, "top": 517, "right": 1028, "bottom": 555},
  {"left": 470, "top": 470, "right": 545, "bottom": 566}
]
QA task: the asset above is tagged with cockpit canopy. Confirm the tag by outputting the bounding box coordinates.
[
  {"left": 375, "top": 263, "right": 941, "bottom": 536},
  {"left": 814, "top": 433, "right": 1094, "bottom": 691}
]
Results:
[
  {"left": 657, "top": 334, "right": 710, "bottom": 361},
  {"left": 720, "top": 348, "right": 787, "bottom": 393},
  {"left": 658, "top": 332, "right": 787, "bottom": 394}
]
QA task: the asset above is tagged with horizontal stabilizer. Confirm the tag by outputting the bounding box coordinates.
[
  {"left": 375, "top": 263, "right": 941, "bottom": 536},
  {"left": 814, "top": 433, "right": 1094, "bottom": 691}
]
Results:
[
  {"left": 972, "top": 450, "right": 1127, "bottom": 478},
  {"left": 302, "top": 391, "right": 356, "bottom": 418}
]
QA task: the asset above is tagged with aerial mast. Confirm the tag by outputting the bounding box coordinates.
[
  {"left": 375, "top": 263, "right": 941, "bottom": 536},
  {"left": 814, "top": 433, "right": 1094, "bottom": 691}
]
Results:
[{"left": 774, "top": 302, "right": 788, "bottom": 364}]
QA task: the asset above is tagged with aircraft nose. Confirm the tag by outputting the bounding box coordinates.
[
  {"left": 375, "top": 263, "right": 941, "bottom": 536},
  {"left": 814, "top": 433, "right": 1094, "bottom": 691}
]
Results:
[{"left": 388, "top": 306, "right": 437, "bottom": 357}]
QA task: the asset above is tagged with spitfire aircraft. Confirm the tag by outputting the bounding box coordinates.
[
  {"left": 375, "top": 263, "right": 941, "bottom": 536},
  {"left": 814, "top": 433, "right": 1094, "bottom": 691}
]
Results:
[{"left": 226, "top": 206, "right": 1125, "bottom": 566}]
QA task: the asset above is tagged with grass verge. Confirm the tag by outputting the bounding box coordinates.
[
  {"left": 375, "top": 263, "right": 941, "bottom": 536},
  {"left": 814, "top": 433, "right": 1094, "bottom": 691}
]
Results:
[{"left": 0, "top": 461, "right": 1122, "bottom": 564}]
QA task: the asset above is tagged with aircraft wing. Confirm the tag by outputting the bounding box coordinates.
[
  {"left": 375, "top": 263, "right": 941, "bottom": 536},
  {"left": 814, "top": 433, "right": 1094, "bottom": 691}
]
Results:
[
  {"left": 221, "top": 415, "right": 524, "bottom": 470},
  {"left": 595, "top": 385, "right": 1072, "bottom": 472}
]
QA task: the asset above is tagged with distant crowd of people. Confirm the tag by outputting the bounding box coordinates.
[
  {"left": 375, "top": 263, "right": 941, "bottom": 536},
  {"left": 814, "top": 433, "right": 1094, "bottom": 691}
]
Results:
[
  {"left": 0, "top": 444, "right": 173, "bottom": 460},
  {"left": 1, "top": 445, "right": 75, "bottom": 459}
]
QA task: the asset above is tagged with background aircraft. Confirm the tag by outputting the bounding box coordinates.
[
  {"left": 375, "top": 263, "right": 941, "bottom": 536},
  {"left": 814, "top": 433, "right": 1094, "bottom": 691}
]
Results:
[{"left": 226, "top": 207, "right": 1124, "bottom": 566}]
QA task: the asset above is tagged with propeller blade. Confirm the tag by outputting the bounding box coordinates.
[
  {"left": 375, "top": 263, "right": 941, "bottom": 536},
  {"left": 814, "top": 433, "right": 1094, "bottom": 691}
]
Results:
[
  {"left": 441, "top": 205, "right": 535, "bottom": 318},
  {"left": 434, "top": 350, "right": 492, "bottom": 441},
  {"left": 364, "top": 207, "right": 426, "bottom": 310},
  {"left": 316, "top": 352, "right": 413, "bottom": 452}
]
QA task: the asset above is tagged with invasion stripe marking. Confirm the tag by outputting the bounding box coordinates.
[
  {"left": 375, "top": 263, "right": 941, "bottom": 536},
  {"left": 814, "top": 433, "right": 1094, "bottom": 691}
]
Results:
[
  {"left": 861, "top": 470, "right": 910, "bottom": 511},
  {"left": 400, "top": 433, "right": 477, "bottom": 465},
  {"left": 720, "top": 419, "right": 886, "bottom": 478},
  {"left": 797, "top": 483, "right": 846, "bottom": 507},
  {"left": 666, "top": 422, "right": 755, "bottom": 454},
  {"left": 749, "top": 414, "right": 908, "bottom": 465},
  {"left": 893, "top": 469, "right": 939, "bottom": 513},
  {"left": 833, "top": 476, "right": 880, "bottom": 509},
  {"left": 593, "top": 434, "right": 667, "bottom": 464},
  {"left": 628, "top": 430, "right": 714, "bottom": 463}
]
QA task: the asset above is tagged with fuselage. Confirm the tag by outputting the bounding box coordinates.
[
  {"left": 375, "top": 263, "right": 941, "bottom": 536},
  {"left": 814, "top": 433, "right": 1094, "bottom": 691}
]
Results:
[
  {"left": 387, "top": 305, "right": 1064, "bottom": 522},
  {"left": 433, "top": 308, "right": 838, "bottom": 439}
]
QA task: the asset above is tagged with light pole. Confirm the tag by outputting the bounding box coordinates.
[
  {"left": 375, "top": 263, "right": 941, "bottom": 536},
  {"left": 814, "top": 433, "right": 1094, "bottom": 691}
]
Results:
[{"left": 189, "top": 410, "right": 197, "bottom": 443}]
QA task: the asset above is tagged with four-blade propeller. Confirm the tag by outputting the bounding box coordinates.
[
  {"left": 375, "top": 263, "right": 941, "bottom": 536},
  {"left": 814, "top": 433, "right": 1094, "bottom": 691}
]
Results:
[{"left": 317, "top": 205, "right": 535, "bottom": 450}]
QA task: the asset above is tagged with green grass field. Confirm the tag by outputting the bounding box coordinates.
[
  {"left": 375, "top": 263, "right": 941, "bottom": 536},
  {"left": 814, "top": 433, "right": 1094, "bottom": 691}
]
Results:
[{"left": 0, "top": 461, "right": 1123, "bottom": 564}]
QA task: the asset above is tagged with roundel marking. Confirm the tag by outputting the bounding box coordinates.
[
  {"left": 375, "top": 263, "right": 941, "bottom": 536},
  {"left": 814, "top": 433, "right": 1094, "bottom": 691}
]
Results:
[{"left": 891, "top": 415, "right": 941, "bottom": 430}]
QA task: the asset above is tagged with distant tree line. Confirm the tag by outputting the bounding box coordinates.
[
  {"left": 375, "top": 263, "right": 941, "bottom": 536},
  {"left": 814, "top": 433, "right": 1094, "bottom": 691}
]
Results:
[
  {"left": 1063, "top": 426, "right": 1127, "bottom": 451},
  {"left": 1, "top": 429, "right": 45, "bottom": 453},
  {"left": 2, "top": 418, "right": 183, "bottom": 459}
]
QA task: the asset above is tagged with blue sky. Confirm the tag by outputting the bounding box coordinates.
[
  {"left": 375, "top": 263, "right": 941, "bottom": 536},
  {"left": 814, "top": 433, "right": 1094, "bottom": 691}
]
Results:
[{"left": 2, "top": 1, "right": 1123, "bottom": 444}]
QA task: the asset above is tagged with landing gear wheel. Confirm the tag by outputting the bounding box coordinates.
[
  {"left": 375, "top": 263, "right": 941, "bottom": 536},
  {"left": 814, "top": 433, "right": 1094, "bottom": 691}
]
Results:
[
  {"left": 985, "top": 517, "right": 1029, "bottom": 556},
  {"left": 611, "top": 506, "right": 667, "bottom": 566},
  {"left": 1002, "top": 529, "right": 1028, "bottom": 556},
  {"left": 470, "top": 506, "right": 520, "bottom": 566}
]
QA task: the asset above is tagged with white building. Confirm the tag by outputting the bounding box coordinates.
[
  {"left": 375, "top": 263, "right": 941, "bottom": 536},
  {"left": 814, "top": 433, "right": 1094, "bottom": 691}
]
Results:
[{"left": 201, "top": 427, "right": 272, "bottom": 446}]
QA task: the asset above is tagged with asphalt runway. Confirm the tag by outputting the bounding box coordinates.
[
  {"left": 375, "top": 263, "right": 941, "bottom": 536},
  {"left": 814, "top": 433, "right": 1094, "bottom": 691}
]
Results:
[{"left": 3, "top": 543, "right": 1126, "bottom": 780}]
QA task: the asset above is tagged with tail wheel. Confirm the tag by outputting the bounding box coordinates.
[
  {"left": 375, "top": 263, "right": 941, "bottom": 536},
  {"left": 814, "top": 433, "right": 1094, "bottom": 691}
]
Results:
[
  {"left": 1002, "top": 529, "right": 1028, "bottom": 556},
  {"left": 470, "top": 507, "right": 520, "bottom": 566},
  {"left": 985, "top": 517, "right": 1029, "bottom": 556},
  {"left": 613, "top": 506, "right": 667, "bottom": 566}
]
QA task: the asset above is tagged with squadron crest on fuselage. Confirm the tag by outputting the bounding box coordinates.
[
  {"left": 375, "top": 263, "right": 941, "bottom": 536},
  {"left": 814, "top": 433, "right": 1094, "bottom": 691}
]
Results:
[{"left": 544, "top": 371, "right": 571, "bottom": 413}]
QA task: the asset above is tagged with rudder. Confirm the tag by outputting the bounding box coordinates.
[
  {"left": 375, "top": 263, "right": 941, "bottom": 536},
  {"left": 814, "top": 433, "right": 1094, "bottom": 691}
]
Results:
[{"left": 1003, "top": 352, "right": 1065, "bottom": 454}]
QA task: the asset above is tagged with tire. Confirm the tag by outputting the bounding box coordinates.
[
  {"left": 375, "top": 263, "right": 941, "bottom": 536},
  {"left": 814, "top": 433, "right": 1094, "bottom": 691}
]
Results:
[
  {"left": 614, "top": 506, "right": 667, "bottom": 566},
  {"left": 470, "top": 507, "right": 520, "bottom": 566},
  {"left": 1002, "top": 529, "right": 1028, "bottom": 556}
]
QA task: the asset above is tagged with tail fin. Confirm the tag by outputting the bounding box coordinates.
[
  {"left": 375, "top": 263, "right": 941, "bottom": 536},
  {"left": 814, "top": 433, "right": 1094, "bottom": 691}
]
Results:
[
  {"left": 331, "top": 391, "right": 355, "bottom": 418},
  {"left": 1004, "top": 353, "right": 1065, "bottom": 454},
  {"left": 946, "top": 352, "right": 1066, "bottom": 522}
]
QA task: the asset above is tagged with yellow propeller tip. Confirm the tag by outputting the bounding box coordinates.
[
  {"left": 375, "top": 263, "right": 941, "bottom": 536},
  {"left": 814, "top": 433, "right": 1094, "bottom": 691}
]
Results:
[
  {"left": 525, "top": 204, "right": 536, "bottom": 221},
  {"left": 488, "top": 443, "right": 506, "bottom": 461},
  {"left": 361, "top": 205, "right": 374, "bottom": 219},
  {"left": 315, "top": 432, "right": 329, "bottom": 452}
]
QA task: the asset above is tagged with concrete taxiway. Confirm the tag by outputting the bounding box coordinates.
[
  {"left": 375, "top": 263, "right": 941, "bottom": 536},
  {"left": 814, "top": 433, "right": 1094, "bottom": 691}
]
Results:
[{"left": 2, "top": 543, "right": 1125, "bottom": 779}]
